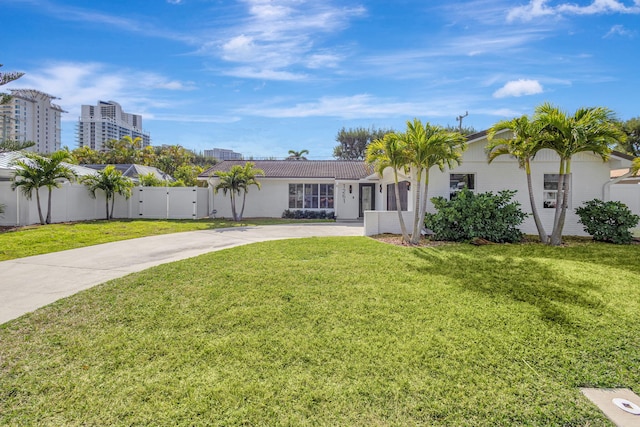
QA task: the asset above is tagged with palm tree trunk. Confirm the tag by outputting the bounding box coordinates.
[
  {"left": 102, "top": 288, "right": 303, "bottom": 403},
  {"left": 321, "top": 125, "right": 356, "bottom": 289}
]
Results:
[
  {"left": 411, "top": 168, "right": 422, "bottom": 244},
  {"left": 525, "top": 160, "right": 547, "bottom": 243},
  {"left": 393, "top": 170, "right": 410, "bottom": 243},
  {"left": 230, "top": 192, "right": 238, "bottom": 221},
  {"left": 105, "top": 197, "right": 110, "bottom": 220},
  {"left": 35, "top": 188, "right": 45, "bottom": 225},
  {"left": 552, "top": 161, "right": 571, "bottom": 246},
  {"left": 239, "top": 190, "right": 247, "bottom": 221},
  {"left": 46, "top": 187, "right": 52, "bottom": 224},
  {"left": 110, "top": 195, "right": 116, "bottom": 220},
  {"left": 419, "top": 176, "right": 429, "bottom": 238},
  {"left": 551, "top": 159, "right": 565, "bottom": 244}
]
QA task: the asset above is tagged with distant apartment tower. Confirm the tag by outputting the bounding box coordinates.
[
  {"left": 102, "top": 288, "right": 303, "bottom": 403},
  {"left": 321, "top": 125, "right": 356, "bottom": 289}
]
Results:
[
  {"left": 204, "top": 148, "right": 242, "bottom": 160},
  {"left": 76, "top": 100, "right": 150, "bottom": 151},
  {"left": 0, "top": 89, "right": 65, "bottom": 153}
]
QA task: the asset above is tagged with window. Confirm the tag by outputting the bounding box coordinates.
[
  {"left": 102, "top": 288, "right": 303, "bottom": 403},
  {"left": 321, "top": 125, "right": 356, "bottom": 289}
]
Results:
[
  {"left": 289, "top": 184, "right": 303, "bottom": 208},
  {"left": 450, "top": 174, "right": 475, "bottom": 199},
  {"left": 387, "top": 181, "right": 408, "bottom": 211},
  {"left": 289, "top": 184, "right": 334, "bottom": 209},
  {"left": 543, "top": 173, "right": 572, "bottom": 209},
  {"left": 319, "top": 184, "right": 334, "bottom": 209}
]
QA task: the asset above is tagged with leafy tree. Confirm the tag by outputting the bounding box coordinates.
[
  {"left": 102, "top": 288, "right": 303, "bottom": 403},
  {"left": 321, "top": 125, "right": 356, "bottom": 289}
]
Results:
[
  {"left": 535, "top": 103, "right": 624, "bottom": 245},
  {"left": 213, "top": 162, "right": 264, "bottom": 221},
  {"left": 153, "top": 144, "right": 194, "bottom": 176},
  {"left": 103, "top": 136, "right": 143, "bottom": 164},
  {"left": 333, "top": 126, "right": 393, "bottom": 160},
  {"left": 487, "top": 115, "right": 548, "bottom": 243},
  {"left": 173, "top": 164, "right": 203, "bottom": 187},
  {"left": 443, "top": 124, "right": 477, "bottom": 136},
  {"left": 287, "top": 149, "right": 309, "bottom": 160},
  {"left": 11, "top": 151, "right": 77, "bottom": 225},
  {"left": 139, "top": 172, "right": 165, "bottom": 187},
  {"left": 0, "top": 139, "right": 35, "bottom": 153},
  {"left": 402, "top": 119, "right": 466, "bottom": 244},
  {"left": 366, "top": 133, "right": 411, "bottom": 243},
  {"left": 81, "top": 165, "right": 134, "bottom": 220},
  {"left": 615, "top": 117, "right": 640, "bottom": 157},
  {"left": 0, "top": 64, "right": 24, "bottom": 105},
  {"left": 70, "top": 145, "right": 104, "bottom": 164}
]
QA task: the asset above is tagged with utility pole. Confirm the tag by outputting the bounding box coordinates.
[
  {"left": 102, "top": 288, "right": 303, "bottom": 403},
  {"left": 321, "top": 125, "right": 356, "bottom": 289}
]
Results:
[{"left": 456, "top": 111, "right": 468, "bottom": 133}]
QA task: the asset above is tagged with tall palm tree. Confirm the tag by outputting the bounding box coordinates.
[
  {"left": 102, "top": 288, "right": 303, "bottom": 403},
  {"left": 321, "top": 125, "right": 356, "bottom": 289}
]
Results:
[
  {"left": 287, "top": 149, "right": 309, "bottom": 160},
  {"left": 81, "top": 165, "right": 134, "bottom": 219},
  {"left": 214, "top": 162, "right": 264, "bottom": 221},
  {"left": 238, "top": 162, "right": 264, "bottom": 221},
  {"left": 535, "top": 103, "right": 625, "bottom": 245},
  {"left": 11, "top": 151, "right": 77, "bottom": 225},
  {"left": 366, "top": 132, "right": 411, "bottom": 243},
  {"left": 487, "top": 115, "right": 548, "bottom": 243},
  {"left": 401, "top": 119, "right": 466, "bottom": 244}
]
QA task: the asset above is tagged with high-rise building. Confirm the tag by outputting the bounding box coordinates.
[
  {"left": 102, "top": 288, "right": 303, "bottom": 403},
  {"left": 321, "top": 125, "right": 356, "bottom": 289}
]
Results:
[
  {"left": 204, "top": 148, "right": 243, "bottom": 160},
  {"left": 0, "top": 89, "right": 65, "bottom": 153},
  {"left": 76, "top": 100, "right": 150, "bottom": 151}
]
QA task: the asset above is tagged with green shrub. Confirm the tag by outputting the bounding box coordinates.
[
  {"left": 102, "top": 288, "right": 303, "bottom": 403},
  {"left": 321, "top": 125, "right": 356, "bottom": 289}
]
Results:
[
  {"left": 575, "top": 199, "right": 639, "bottom": 244},
  {"left": 0, "top": 203, "right": 4, "bottom": 217},
  {"left": 424, "top": 189, "right": 527, "bottom": 243},
  {"left": 281, "top": 209, "right": 335, "bottom": 220}
]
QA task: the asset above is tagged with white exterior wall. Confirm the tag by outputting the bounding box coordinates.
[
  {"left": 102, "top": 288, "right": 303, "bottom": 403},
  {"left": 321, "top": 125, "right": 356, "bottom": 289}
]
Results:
[
  {"left": 366, "top": 139, "right": 629, "bottom": 237},
  {"left": 0, "top": 181, "right": 209, "bottom": 226},
  {"left": 208, "top": 177, "right": 369, "bottom": 220}
]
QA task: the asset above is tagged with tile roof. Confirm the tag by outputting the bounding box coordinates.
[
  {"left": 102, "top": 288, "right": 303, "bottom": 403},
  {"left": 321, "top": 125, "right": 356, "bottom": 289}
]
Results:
[{"left": 200, "top": 160, "right": 375, "bottom": 180}]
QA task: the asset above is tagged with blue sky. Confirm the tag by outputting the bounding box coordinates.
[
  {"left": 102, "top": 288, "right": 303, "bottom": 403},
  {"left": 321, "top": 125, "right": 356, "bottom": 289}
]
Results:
[{"left": 2, "top": 0, "right": 639, "bottom": 159}]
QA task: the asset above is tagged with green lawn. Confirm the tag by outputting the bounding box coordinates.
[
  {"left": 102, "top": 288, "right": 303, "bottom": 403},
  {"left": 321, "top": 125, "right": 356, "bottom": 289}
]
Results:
[
  {"left": 0, "top": 218, "right": 326, "bottom": 261},
  {"left": 1, "top": 237, "right": 638, "bottom": 425}
]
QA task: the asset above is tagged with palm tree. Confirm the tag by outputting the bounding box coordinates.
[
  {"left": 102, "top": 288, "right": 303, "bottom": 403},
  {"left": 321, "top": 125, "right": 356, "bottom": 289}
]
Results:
[
  {"left": 214, "top": 162, "right": 264, "bottom": 221},
  {"left": 11, "top": 151, "right": 77, "bottom": 225},
  {"left": 401, "top": 119, "right": 466, "bottom": 244},
  {"left": 534, "top": 103, "right": 625, "bottom": 245},
  {"left": 631, "top": 157, "right": 640, "bottom": 175},
  {"left": 81, "top": 165, "right": 134, "bottom": 220},
  {"left": 287, "top": 149, "right": 309, "bottom": 160},
  {"left": 238, "top": 162, "right": 264, "bottom": 221},
  {"left": 487, "top": 115, "right": 548, "bottom": 243},
  {"left": 366, "top": 132, "right": 411, "bottom": 243}
]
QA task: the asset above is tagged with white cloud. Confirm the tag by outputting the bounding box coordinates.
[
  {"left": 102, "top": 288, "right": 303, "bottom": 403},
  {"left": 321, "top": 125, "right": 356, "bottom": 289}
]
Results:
[
  {"left": 214, "top": 0, "right": 366, "bottom": 79},
  {"left": 8, "top": 62, "right": 197, "bottom": 121},
  {"left": 493, "top": 79, "right": 544, "bottom": 98},
  {"left": 235, "top": 94, "right": 463, "bottom": 119},
  {"left": 507, "top": 0, "right": 640, "bottom": 22},
  {"left": 604, "top": 24, "right": 637, "bottom": 37},
  {"left": 167, "top": 0, "right": 183, "bottom": 4}
]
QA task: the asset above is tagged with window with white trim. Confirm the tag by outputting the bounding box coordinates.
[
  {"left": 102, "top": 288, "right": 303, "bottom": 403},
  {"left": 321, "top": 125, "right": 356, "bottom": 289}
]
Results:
[
  {"left": 450, "top": 173, "right": 475, "bottom": 199},
  {"left": 289, "top": 184, "right": 334, "bottom": 209},
  {"left": 543, "top": 173, "right": 572, "bottom": 209}
]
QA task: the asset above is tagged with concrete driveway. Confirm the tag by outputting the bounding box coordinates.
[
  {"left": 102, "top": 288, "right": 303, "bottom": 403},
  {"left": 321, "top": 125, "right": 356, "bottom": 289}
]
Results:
[{"left": 0, "top": 223, "right": 363, "bottom": 325}]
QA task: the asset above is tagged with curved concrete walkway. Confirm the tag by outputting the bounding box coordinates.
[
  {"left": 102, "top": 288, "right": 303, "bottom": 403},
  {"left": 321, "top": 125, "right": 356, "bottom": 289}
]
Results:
[{"left": 0, "top": 223, "right": 363, "bottom": 325}]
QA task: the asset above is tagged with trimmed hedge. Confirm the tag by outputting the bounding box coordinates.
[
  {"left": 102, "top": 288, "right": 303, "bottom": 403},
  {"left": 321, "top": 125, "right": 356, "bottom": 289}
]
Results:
[
  {"left": 575, "top": 199, "right": 639, "bottom": 244},
  {"left": 281, "top": 209, "right": 336, "bottom": 220},
  {"left": 425, "top": 189, "right": 527, "bottom": 243}
]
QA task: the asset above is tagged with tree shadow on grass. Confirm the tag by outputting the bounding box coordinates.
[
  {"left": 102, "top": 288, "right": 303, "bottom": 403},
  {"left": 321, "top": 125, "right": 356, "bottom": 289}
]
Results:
[{"left": 409, "top": 247, "right": 608, "bottom": 329}]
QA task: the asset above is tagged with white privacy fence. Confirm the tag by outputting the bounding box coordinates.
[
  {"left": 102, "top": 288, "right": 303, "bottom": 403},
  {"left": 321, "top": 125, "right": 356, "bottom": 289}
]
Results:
[{"left": 0, "top": 182, "right": 210, "bottom": 226}]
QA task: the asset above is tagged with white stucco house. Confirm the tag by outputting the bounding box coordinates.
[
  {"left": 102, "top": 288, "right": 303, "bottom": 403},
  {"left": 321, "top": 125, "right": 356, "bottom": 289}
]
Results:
[
  {"left": 200, "top": 131, "right": 637, "bottom": 237},
  {"left": 200, "top": 160, "right": 378, "bottom": 220}
]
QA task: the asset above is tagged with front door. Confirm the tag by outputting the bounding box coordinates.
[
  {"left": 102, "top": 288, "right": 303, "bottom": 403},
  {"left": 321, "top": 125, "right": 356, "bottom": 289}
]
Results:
[{"left": 359, "top": 183, "right": 375, "bottom": 217}]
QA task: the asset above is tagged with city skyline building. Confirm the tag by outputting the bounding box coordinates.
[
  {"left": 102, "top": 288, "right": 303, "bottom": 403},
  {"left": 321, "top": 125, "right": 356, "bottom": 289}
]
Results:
[
  {"left": 0, "top": 89, "right": 65, "bottom": 153},
  {"left": 203, "top": 148, "right": 243, "bottom": 161},
  {"left": 76, "top": 100, "right": 150, "bottom": 151}
]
